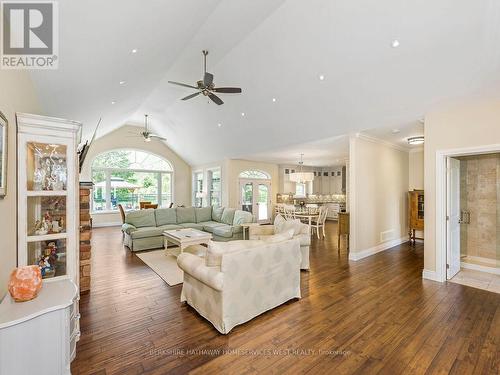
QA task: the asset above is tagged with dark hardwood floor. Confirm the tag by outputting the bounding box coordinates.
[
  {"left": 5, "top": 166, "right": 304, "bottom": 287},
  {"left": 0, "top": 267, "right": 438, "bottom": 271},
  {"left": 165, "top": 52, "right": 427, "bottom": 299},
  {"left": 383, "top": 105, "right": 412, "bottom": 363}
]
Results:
[{"left": 71, "top": 223, "right": 500, "bottom": 375}]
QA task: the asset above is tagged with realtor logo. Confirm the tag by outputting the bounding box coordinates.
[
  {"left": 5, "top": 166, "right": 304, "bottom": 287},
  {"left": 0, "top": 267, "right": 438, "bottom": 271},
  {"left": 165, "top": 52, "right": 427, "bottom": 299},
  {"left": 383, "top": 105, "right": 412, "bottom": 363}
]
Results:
[{"left": 1, "top": 1, "right": 58, "bottom": 69}]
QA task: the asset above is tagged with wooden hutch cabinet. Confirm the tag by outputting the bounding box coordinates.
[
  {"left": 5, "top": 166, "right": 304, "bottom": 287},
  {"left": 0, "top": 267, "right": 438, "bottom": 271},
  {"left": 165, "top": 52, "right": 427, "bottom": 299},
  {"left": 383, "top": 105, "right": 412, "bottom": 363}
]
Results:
[{"left": 408, "top": 190, "right": 424, "bottom": 245}]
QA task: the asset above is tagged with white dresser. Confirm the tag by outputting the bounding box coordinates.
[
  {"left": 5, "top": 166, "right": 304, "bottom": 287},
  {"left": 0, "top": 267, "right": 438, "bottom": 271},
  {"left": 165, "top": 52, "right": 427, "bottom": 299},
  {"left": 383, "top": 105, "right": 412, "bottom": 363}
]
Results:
[{"left": 0, "top": 279, "right": 79, "bottom": 375}]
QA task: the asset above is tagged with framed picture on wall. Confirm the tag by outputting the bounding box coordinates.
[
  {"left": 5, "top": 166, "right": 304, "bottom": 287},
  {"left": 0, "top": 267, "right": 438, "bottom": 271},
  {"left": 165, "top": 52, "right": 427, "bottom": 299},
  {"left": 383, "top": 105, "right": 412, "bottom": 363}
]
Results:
[{"left": 0, "top": 111, "right": 7, "bottom": 198}]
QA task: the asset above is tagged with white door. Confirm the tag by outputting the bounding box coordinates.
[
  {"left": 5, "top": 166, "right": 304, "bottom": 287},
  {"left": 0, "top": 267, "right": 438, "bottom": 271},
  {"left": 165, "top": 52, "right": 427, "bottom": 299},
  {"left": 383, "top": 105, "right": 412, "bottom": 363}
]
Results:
[
  {"left": 447, "top": 157, "right": 461, "bottom": 279},
  {"left": 256, "top": 183, "right": 270, "bottom": 223},
  {"left": 239, "top": 179, "right": 271, "bottom": 223}
]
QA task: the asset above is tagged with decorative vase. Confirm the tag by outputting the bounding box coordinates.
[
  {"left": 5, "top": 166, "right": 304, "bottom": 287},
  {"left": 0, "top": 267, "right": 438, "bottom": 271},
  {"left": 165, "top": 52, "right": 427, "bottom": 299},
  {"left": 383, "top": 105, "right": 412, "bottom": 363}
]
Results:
[{"left": 8, "top": 265, "right": 43, "bottom": 302}]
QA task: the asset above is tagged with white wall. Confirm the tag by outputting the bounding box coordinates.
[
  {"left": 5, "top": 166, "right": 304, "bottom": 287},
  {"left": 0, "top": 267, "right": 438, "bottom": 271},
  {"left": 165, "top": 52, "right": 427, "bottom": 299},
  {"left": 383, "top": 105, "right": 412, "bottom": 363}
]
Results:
[
  {"left": 349, "top": 135, "right": 409, "bottom": 259},
  {"left": 81, "top": 125, "right": 191, "bottom": 226},
  {"left": 424, "top": 98, "right": 500, "bottom": 277},
  {"left": 0, "top": 71, "right": 41, "bottom": 299},
  {"left": 409, "top": 149, "right": 424, "bottom": 190},
  {"left": 409, "top": 148, "right": 424, "bottom": 239}
]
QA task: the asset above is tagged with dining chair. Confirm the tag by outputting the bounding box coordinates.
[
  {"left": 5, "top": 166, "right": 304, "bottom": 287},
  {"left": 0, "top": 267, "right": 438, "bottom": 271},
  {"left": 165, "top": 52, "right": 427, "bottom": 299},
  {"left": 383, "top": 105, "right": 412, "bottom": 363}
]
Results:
[
  {"left": 118, "top": 204, "right": 126, "bottom": 240},
  {"left": 284, "top": 205, "right": 296, "bottom": 220},
  {"left": 311, "top": 206, "right": 329, "bottom": 239},
  {"left": 139, "top": 201, "right": 152, "bottom": 209},
  {"left": 117, "top": 204, "right": 126, "bottom": 224},
  {"left": 144, "top": 204, "right": 158, "bottom": 209}
]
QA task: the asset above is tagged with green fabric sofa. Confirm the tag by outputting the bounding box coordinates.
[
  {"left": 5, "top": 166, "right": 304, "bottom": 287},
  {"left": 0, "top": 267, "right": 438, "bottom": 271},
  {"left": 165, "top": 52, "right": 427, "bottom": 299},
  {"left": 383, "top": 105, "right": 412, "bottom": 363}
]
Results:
[{"left": 122, "top": 206, "right": 254, "bottom": 251}]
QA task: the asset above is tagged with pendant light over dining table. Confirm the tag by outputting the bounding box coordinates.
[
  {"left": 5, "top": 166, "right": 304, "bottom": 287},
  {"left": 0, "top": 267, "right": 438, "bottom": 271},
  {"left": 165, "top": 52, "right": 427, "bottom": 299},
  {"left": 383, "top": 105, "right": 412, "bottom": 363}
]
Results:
[{"left": 289, "top": 154, "right": 314, "bottom": 183}]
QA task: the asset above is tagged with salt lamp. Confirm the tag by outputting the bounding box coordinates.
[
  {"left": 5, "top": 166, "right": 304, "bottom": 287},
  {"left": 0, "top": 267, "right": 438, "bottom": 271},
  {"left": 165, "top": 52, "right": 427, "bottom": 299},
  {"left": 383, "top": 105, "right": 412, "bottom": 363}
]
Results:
[{"left": 8, "top": 265, "right": 43, "bottom": 302}]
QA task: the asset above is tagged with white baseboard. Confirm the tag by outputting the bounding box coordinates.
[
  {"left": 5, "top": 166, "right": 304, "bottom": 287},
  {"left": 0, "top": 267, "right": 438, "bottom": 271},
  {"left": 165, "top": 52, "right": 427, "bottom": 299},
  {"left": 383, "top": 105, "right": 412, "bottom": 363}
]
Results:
[
  {"left": 462, "top": 255, "right": 497, "bottom": 266},
  {"left": 348, "top": 237, "right": 407, "bottom": 261},
  {"left": 422, "top": 269, "right": 442, "bottom": 282},
  {"left": 93, "top": 222, "right": 122, "bottom": 228},
  {"left": 461, "top": 262, "right": 500, "bottom": 275}
]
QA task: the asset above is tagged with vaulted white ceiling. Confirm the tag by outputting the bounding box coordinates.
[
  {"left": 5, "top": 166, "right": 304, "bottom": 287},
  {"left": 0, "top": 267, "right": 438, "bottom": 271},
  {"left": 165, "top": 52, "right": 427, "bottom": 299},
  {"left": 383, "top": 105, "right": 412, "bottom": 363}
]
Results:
[{"left": 30, "top": 0, "right": 500, "bottom": 165}]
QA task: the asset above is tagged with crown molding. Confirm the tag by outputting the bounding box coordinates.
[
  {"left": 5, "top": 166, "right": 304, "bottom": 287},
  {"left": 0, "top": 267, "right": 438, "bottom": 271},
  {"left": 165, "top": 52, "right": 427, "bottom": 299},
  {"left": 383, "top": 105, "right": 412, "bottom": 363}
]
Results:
[{"left": 355, "top": 133, "right": 410, "bottom": 153}]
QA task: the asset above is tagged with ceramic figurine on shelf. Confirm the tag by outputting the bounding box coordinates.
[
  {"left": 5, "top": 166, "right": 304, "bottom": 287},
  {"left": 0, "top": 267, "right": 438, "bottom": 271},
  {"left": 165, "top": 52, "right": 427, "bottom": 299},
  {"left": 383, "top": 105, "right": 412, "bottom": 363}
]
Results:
[
  {"left": 51, "top": 220, "right": 60, "bottom": 233},
  {"left": 47, "top": 242, "right": 58, "bottom": 267},
  {"left": 38, "top": 255, "right": 54, "bottom": 277},
  {"left": 33, "top": 168, "right": 45, "bottom": 191},
  {"left": 35, "top": 218, "right": 49, "bottom": 235},
  {"left": 33, "top": 219, "right": 42, "bottom": 234}
]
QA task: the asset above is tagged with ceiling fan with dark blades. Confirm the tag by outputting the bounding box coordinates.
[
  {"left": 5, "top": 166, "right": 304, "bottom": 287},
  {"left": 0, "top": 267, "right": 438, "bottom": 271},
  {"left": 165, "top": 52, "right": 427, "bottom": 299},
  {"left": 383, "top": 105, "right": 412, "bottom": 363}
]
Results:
[
  {"left": 168, "top": 50, "right": 242, "bottom": 105},
  {"left": 128, "top": 114, "right": 166, "bottom": 143}
]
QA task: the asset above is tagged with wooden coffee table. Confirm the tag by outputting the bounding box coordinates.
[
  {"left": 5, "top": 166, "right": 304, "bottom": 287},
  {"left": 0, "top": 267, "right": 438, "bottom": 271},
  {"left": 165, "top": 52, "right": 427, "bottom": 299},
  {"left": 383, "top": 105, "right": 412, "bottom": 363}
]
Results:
[{"left": 163, "top": 228, "right": 212, "bottom": 257}]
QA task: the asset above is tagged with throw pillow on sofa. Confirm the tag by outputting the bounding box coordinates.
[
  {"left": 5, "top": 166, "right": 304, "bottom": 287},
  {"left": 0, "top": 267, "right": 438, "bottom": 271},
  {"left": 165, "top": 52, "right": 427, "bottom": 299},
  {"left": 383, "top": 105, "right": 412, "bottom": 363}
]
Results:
[
  {"left": 177, "top": 207, "right": 196, "bottom": 223},
  {"left": 125, "top": 209, "right": 156, "bottom": 228},
  {"left": 221, "top": 208, "right": 236, "bottom": 225},
  {"left": 196, "top": 207, "right": 212, "bottom": 223},
  {"left": 212, "top": 207, "right": 225, "bottom": 222},
  {"left": 206, "top": 240, "right": 262, "bottom": 267}
]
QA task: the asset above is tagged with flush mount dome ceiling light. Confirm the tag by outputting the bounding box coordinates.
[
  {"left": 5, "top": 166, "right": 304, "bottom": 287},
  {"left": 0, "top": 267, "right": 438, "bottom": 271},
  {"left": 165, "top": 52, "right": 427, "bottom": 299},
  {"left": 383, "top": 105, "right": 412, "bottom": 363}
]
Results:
[
  {"left": 289, "top": 154, "right": 314, "bottom": 183},
  {"left": 407, "top": 136, "right": 424, "bottom": 145}
]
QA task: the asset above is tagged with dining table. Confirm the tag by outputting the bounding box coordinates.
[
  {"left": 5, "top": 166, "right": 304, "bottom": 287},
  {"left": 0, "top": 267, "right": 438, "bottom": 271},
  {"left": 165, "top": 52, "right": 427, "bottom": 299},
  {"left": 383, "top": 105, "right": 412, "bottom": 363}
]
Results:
[{"left": 292, "top": 210, "right": 320, "bottom": 236}]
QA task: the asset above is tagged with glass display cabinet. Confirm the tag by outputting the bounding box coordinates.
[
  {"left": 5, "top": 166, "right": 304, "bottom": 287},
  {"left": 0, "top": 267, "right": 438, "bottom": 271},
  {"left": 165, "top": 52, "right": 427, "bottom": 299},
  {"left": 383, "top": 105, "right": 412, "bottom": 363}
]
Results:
[{"left": 17, "top": 113, "right": 81, "bottom": 282}]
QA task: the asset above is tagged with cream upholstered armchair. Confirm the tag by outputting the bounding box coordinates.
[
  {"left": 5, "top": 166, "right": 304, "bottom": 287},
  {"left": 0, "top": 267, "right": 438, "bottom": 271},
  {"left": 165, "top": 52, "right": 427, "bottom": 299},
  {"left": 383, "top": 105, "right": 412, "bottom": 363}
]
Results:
[
  {"left": 248, "top": 217, "right": 310, "bottom": 270},
  {"left": 177, "top": 238, "right": 302, "bottom": 334}
]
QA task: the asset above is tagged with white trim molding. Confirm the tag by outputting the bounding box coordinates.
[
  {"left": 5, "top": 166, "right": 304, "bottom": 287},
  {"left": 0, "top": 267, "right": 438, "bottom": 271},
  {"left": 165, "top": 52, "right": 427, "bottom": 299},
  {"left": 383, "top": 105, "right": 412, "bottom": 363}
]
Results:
[
  {"left": 422, "top": 269, "right": 441, "bottom": 282},
  {"left": 356, "top": 133, "right": 410, "bottom": 153},
  {"left": 461, "top": 262, "right": 500, "bottom": 275},
  {"left": 348, "top": 237, "right": 407, "bottom": 261},
  {"left": 93, "top": 222, "right": 122, "bottom": 228},
  {"left": 434, "top": 142, "right": 500, "bottom": 283}
]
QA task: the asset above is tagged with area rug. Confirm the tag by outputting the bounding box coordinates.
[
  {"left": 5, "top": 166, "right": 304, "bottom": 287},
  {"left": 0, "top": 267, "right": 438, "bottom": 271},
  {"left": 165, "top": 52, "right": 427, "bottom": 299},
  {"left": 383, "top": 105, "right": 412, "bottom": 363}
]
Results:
[{"left": 136, "top": 250, "right": 184, "bottom": 286}]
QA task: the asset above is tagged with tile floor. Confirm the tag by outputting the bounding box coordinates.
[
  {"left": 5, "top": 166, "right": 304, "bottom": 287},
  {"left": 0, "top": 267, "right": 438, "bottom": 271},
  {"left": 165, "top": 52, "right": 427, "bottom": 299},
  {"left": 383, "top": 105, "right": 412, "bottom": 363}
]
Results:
[{"left": 450, "top": 268, "right": 500, "bottom": 294}]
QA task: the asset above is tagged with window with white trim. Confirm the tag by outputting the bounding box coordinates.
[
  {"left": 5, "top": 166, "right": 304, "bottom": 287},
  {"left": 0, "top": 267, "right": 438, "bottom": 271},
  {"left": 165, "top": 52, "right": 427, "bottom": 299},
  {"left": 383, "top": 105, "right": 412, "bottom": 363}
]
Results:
[
  {"left": 91, "top": 149, "right": 173, "bottom": 212},
  {"left": 193, "top": 171, "right": 204, "bottom": 207},
  {"left": 295, "top": 183, "right": 306, "bottom": 197},
  {"left": 208, "top": 169, "right": 221, "bottom": 207},
  {"left": 238, "top": 170, "right": 270, "bottom": 179}
]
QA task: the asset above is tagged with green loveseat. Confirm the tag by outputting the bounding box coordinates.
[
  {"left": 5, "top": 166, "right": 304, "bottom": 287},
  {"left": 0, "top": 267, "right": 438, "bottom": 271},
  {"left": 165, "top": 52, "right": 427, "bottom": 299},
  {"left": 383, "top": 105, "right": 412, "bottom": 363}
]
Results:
[{"left": 122, "top": 206, "right": 254, "bottom": 251}]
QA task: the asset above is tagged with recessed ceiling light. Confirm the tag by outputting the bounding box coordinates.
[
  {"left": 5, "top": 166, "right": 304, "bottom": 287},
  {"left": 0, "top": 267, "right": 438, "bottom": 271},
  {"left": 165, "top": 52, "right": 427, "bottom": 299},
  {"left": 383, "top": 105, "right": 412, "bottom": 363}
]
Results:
[
  {"left": 217, "top": 123, "right": 222, "bottom": 128},
  {"left": 119, "top": 81, "right": 126, "bottom": 85},
  {"left": 241, "top": 112, "right": 245, "bottom": 117},
  {"left": 111, "top": 101, "right": 116, "bottom": 105},
  {"left": 131, "top": 49, "right": 138, "bottom": 54},
  {"left": 272, "top": 98, "right": 277, "bottom": 102},
  {"left": 391, "top": 39, "right": 400, "bottom": 48},
  {"left": 392, "top": 129, "right": 400, "bottom": 134},
  {"left": 407, "top": 136, "right": 424, "bottom": 145},
  {"left": 319, "top": 75, "right": 325, "bottom": 81}
]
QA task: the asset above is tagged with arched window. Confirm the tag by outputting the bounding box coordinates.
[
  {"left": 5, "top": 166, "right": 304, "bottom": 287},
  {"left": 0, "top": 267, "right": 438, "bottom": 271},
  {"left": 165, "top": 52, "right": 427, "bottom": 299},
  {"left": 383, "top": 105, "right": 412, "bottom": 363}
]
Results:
[
  {"left": 238, "top": 170, "right": 270, "bottom": 179},
  {"left": 91, "top": 149, "right": 173, "bottom": 212}
]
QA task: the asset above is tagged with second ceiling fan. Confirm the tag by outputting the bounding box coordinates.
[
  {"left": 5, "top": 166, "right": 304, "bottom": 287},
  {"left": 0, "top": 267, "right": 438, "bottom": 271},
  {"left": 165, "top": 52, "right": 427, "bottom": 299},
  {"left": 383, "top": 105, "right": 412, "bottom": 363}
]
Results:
[{"left": 168, "top": 50, "right": 242, "bottom": 105}]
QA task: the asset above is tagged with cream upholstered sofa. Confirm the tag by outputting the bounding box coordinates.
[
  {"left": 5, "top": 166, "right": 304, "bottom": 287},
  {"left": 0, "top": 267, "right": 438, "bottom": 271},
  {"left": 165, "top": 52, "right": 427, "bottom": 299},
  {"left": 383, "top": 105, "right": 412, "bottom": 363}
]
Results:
[
  {"left": 177, "top": 237, "right": 302, "bottom": 334},
  {"left": 248, "top": 215, "right": 310, "bottom": 270}
]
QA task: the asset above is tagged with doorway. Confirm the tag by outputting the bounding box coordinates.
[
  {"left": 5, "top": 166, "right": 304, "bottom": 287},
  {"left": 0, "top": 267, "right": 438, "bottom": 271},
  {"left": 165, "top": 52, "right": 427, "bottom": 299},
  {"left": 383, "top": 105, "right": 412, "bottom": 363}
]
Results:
[
  {"left": 239, "top": 179, "right": 271, "bottom": 223},
  {"left": 444, "top": 153, "right": 500, "bottom": 292}
]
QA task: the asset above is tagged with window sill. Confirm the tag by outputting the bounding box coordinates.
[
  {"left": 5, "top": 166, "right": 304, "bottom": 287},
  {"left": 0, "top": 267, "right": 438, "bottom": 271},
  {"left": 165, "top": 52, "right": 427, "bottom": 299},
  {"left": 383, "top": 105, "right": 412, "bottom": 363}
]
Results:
[{"left": 91, "top": 210, "right": 120, "bottom": 215}]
